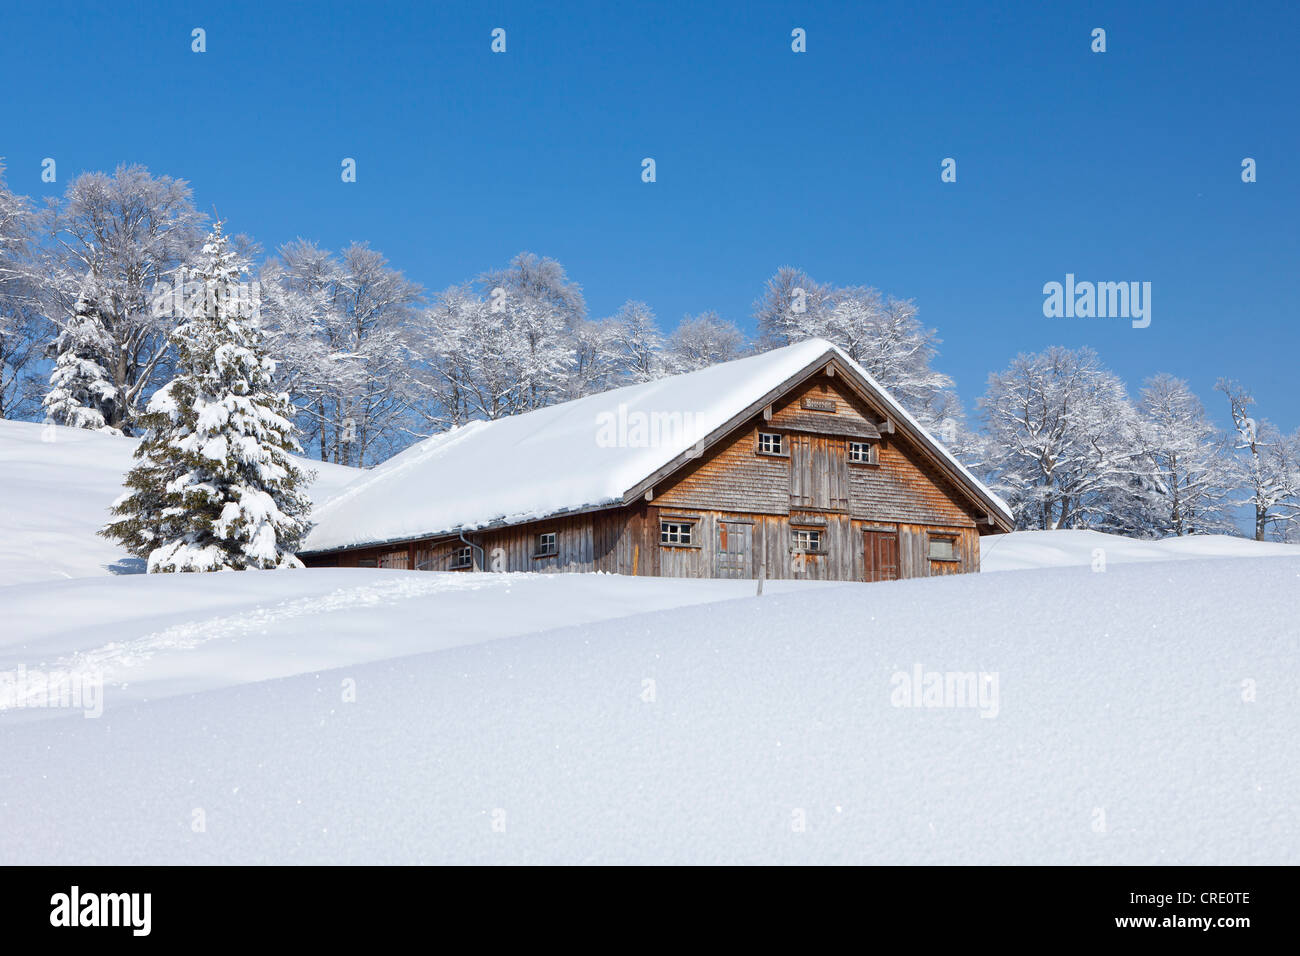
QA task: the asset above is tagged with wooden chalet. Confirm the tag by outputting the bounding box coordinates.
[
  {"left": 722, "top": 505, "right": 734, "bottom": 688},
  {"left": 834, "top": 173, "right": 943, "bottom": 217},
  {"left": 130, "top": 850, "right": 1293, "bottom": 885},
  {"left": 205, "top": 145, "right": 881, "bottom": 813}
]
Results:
[{"left": 299, "top": 338, "right": 1012, "bottom": 581}]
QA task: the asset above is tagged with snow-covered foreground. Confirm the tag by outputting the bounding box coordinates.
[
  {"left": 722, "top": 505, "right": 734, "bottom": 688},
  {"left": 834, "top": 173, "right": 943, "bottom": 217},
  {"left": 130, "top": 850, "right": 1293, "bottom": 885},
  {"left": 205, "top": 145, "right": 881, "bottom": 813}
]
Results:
[
  {"left": 1, "top": 556, "right": 1296, "bottom": 864},
  {"left": 0, "top": 570, "right": 836, "bottom": 714},
  {"left": 982, "top": 527, "right": 1300, "bottom": 572},
  {"left": 0, "top": 419, "right": 357, "bottom": 586},
  {"left": 3, "top": 419, "right": 1297, "bottom": 863}
]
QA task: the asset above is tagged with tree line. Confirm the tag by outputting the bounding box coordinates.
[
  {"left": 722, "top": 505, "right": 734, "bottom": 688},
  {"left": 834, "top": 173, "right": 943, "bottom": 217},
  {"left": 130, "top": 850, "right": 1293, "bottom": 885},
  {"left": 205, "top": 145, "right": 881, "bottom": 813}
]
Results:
[{"left": 1, "top": 162, "right": 1296, "bottom": 543}]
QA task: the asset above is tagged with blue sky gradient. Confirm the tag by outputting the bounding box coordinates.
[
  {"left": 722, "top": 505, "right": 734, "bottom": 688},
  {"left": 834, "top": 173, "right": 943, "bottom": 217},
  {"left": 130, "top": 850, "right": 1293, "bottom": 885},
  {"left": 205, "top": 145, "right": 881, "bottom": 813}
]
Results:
[{"left": 3, "top": 0, "right": 1296, "bottom": 428}]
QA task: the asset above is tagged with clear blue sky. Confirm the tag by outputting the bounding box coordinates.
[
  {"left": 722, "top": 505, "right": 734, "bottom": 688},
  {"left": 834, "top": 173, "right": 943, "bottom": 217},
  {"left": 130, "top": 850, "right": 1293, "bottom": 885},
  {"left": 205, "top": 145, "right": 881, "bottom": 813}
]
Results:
[{"left": 3, "top": 0, "right": 1297, "bottom": 429}]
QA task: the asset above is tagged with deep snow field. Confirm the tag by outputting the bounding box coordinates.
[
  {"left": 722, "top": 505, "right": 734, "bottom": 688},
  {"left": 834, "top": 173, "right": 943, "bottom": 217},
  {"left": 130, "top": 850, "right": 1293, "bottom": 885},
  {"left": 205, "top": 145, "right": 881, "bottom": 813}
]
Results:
[
  {"left": 1, "top": 419, "right": 1297, "bottom": 864},
  {"left": 0, "top": 420, "right": 358, "bottom": 585}
]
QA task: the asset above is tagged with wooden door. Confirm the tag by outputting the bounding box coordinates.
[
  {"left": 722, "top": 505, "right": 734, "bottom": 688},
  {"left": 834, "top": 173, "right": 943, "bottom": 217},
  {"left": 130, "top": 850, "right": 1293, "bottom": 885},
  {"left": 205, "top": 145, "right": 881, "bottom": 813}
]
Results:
[
  {"left": 715, "top": 520, "right": 753, "bottom": 578},
  {"left": 864, "top": 530, "right": 899, "bottom": 582}
]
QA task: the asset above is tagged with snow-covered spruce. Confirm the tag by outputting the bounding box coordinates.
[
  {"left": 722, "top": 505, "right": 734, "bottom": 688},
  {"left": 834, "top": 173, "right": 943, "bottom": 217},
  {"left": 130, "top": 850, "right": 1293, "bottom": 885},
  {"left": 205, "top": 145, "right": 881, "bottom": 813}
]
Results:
[
  {"left": 101, "top": 222, "right": 311, "bottom": 572},
  {"left": 42, "top": 295, "right": 122, "bottom": 433}
]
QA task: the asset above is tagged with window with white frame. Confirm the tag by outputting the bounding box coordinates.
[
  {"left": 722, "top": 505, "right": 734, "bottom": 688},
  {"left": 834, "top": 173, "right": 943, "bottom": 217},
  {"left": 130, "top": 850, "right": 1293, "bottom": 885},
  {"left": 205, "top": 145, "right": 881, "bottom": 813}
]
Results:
[
  {"left": 660, "top": 520, "right": 694, "bottom": 546},
  {"left": 450, "top": 545, "right": 474, "bottom": 569},
  {"left": 535, "top": 531, "right": 558, "bottom": 556},
  {"left": 757, "top": 432, "right": 783, "bottom": 455},
  {"left": 848, "top": 441, "right": 877, "bottom": 464},
  {"left": 791, "top": 528, "right": 823, "bottom": 553},
  {"left": 928, "top": 535, "right": 957, "bottom": 561}
]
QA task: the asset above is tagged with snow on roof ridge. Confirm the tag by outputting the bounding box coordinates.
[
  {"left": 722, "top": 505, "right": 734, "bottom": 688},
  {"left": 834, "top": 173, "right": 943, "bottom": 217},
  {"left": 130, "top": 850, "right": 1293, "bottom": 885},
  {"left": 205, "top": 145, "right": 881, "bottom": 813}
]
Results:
[{"left": 302, "top": 337, "right": 1009, "bottom": 552}]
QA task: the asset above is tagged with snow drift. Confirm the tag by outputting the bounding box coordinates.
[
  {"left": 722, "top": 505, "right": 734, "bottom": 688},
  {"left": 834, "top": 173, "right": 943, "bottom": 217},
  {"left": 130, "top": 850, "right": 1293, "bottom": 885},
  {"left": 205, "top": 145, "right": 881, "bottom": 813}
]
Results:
[
  {"left": 1, "top": 554, "right": 1297, "bottom": 864},
  {"left": 2, "top": 414, "right": 1297, "bottom": 864}
]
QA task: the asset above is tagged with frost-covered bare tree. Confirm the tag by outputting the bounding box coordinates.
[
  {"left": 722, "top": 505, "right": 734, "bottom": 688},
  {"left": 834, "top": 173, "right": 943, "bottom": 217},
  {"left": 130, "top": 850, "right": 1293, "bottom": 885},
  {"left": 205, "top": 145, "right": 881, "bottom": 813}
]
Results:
[
  {"left": 1215, "top": 379, "right": 1299, "bottom": 541},
  {"left": 566, "top": 318, "right": 621, "bottom": 398},
  {"left": 753, "top": 269, "right": 959, "bottom": 432},
  {"left": 753, "top": 266, "right": 836, "bottom": 349},
  {"left": 412, "top": 284, "right": 477, "bottom": 429},
  {"left": 0, "top": 163, "right": 44, "bottom": 419},
  {"left": 415, "top": 284, "right": 529, "bottom": 423},
  {"left": 410, "top": 255, "right": 594, "bottom": 431},
  {"left": 1271, "top": 432, "right": 1300, "bottom": 542},
  {"left": 833, "top": 292, "right": 958, "bottom": 431},
  {"left": 262, "top": 240, "right": 422, "bottom": 465},
  {"left": 606, "top": 300, "right": 666, "bottom": 384},
  {"left": 481, "top": 252, "right": 585, "bottom": 330},
  {"left": 979, "top": 347, "right": 1152, "bottom": 532},
  {"left": 1137, "top": 374, "right": 1235, "bottom": 535},
  {"left": 666, "top": 311, "right": 748, "bottom": 372},
  {"left": 479, "top": 252, "right": 583, "bottom": 410},
  {"left": 38, "top": 164, "right": 203, "bottom": 433}
]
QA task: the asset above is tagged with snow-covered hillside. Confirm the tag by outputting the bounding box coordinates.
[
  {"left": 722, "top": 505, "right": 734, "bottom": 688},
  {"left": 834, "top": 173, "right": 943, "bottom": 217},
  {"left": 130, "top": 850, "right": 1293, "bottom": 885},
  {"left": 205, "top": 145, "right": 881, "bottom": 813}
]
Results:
[
  {"left": 1, "top": 557, "right": 1296, "bottom": 864},
  {"left": 0, "top": 569, "right": 838, "bottom": 713},
  {"left": 981, "top": 527, "right": 1300, "bottom": 572},
  {"left": 0, "top": 419, "right": 358, "bottom": 586},
  {"left": 2, "top": 422, "right": 1297, "bottom": 864}
]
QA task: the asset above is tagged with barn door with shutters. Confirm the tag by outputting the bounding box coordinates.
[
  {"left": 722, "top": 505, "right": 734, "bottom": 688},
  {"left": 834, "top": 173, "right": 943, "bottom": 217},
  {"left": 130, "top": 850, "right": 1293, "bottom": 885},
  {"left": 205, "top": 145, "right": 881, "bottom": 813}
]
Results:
[
  {"left": 715, "top": 520, "right": 753, "bottom": 578},
  {"left": 789, "top": 435, "right": 847, "bottom": 511},
  {"left": 863, "top": 530, "right": 899, "bottom": 582},
  {"left": 826, "top": 439, "right": 849, "bottom": 511},
  {"left": 789, "top": 434, "right": 813, "bottom": 509}
]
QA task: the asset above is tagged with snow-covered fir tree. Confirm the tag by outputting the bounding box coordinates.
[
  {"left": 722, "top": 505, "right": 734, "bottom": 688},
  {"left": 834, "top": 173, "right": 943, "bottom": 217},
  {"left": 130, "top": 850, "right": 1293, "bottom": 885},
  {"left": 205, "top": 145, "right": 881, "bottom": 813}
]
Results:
[
  {"left": 102, "top": 222, "right": 311, "bottom": 571},
  {"left": 42, "top": 294, "right": 121, "bottom": 431}
]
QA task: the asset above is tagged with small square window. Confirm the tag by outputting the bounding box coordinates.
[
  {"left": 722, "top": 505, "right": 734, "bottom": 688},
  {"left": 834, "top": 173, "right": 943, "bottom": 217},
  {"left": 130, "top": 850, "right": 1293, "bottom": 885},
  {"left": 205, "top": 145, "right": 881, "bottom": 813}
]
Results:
[
  {"left": 450, "top": 546, "right": 474, "bottom": 570},
  {"left": 660, "top": 521, "right": 694, "bottom": 546},
  {"left": 757, "top": 432, "right": 783, "bottom": 455},
  {"left": 928, "top": 536, "right": 957, "bottom": 561},
  {"left": 536, "top": 531, "right": 558, "bottom": 556},
  {"left": 849, "top": 441, "right": 876, "bottom": 464},
  {"left": 792, "top": 529, "right": 822, "bottom": 553}
]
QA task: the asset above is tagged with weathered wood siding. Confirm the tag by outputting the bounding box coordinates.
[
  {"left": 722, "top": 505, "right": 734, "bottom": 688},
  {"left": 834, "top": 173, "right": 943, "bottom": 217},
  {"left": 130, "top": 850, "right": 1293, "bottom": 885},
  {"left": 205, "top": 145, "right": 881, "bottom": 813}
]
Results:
[
  {"left": 302, "top": 371, "right": 993, "bottom": 581},
  {"left": 651, "top": 425, "right": 791, "bottom": 514},
  {"left": 849, "top": 438, "right": 979, "bottom": 528}
]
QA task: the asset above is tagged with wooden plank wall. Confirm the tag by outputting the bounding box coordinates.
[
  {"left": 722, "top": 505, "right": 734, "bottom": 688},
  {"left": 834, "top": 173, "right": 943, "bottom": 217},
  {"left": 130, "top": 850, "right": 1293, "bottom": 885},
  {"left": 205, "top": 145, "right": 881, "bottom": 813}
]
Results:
[
  {"left": 652, "top": 424, "right": 792, "bottom": 514},
  {"left": 307, "top": 510, "right": 983, "bottom": 580},
  {"left": 302, "top": 372, "right": 993, "bottom": 581}
]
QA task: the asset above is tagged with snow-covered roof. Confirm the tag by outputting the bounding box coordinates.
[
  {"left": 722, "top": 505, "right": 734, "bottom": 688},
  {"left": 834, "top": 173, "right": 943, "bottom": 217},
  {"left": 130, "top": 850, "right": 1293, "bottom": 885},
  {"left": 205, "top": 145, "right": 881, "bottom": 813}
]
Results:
[{"left": 302, "top": 339, "right": 1013, "bottom": 552}]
